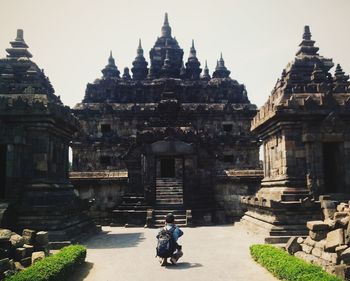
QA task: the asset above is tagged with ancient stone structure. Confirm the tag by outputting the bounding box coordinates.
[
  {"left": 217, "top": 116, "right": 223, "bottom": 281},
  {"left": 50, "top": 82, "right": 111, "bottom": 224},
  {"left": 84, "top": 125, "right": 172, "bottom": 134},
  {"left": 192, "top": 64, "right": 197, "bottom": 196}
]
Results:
[
  {"left": 71, "top": 13, "right": 262, "bottom": 226},
  {"left": 0, "top": 30, "right": 96, "bottom": 240},
  {"left": 242, "top": 26, "right": 350, "bottom": 243},
  {"left": 286, "top": 199, "right": 350, "bottom": 279},
  {"left": 0, "top": 228, "right": 50, "bottom": 279}
]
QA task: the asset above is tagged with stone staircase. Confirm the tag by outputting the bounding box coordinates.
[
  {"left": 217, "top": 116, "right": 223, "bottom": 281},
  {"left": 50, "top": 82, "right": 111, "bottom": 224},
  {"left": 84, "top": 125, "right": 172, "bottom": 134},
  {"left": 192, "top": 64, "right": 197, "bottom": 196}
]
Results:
[
  {"left": 156, "top": 178, "right": 184, "bottom": 205},
  {"left": 153, "top": 178, "right": 187, "bottom": 227}
]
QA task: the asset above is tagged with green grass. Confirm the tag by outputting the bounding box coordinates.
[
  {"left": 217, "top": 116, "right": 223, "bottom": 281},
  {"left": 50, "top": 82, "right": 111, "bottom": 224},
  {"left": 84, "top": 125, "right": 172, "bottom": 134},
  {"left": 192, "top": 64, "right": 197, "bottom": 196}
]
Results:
[
  {"left": 250, "top": 244, "right": 342, "bottom": 281},
  {"left": 6, "top": 245, "right": 87, "bottom": 281}
]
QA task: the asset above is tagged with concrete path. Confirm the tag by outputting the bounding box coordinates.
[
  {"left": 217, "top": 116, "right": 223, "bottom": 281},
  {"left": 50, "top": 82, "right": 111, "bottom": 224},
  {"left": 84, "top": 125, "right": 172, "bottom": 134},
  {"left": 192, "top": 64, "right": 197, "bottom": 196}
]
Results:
[{"left": 70, "top": 224, "right": 279, "bottom": 281}]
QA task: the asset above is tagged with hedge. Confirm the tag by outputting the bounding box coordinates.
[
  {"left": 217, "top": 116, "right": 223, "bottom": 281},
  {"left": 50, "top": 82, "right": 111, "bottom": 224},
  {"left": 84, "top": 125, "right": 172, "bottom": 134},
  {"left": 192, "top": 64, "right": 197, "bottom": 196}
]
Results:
[
  {"left": 250, "top": 244, "right": 342, "bottom": 281},
  {"left": 6, "top": 245, "right": 87, "bottom": 281}
]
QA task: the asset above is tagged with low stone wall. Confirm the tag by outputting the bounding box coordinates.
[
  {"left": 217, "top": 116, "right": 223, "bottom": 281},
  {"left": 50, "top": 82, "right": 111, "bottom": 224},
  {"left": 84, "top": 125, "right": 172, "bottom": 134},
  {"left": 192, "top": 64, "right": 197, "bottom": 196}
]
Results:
[
  {"left": 70, "top": 171, "right": 128, "bottom": 225},
  {"left": 214, "top": 169, "right": 263, "bottom": 223},
  {"left": 286, "top": 199, "right": 350, "bottom": 279},
  {"left": 0, "top": 228, "right": 49, "bottom": 279}
]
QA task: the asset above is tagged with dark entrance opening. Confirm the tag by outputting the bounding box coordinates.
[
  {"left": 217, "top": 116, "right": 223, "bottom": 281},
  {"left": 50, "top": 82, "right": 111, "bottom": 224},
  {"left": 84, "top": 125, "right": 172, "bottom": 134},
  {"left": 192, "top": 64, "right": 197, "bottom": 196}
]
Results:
[
  {"left": 0, "top": 145, "right": 6, "bottom": 199},
  {"left": 323, "top": 142, "right": 344, "bottom": 193},
  {"left": 160, "top": 158, "right": 175, "bottom": 178}
]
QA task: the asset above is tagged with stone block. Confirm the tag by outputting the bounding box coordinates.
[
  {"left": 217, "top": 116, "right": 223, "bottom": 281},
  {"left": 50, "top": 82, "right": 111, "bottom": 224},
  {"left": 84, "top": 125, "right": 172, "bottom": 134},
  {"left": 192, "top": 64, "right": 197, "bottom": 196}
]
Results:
[
  {"left": 285, "top": 236, "right": 301, "bottom": 254},
  {"left": 340, "top": 216, "right": 350, "bottom": 227},
  {"left": 325, "top": 218, "right": 336, "bottom": 230},
  {"left": 323, "top": 208, "right": 336, "bottom": 220},
  {"left": 22, "top": 229, "right": 36, "bottom": 245},
  {"left": 14, "top": 248, "right": 26, "bottom": 261},
  {"left": 23, "top": 244, "right": 34, "bottom": 258},
  {"left": 337, "top": 203, "right": 349, "bottom": 212},
  {"left": 14, "top": 262, "right": 24, "bottom": 271},
  {"left": 306, "top": 220, "right": 329, "bottom": 231},
  {"left": 10, "top": 234, "right": 24, "bottom": 248},
  {"left": 314, "top": 240, "right": 326, "bottom": 250},
  {"left": 326, "top": 228, "right": 344, "bottom": 251},
  {"left": 321, "top": 251, "right": 338, "bottom": 264},
  {"left": 309, "top": 230, "right": 327, "bottom": 241},
  {"left": 335, "top": 245, "right": 348, "bottom": 256},
  {"left": 301, "top": 243, "right": 313, "bottom": 254},
  {"left": 0, "top": 230, "right": 12, "bottom": 242},
  {"left": 304, "top": 236, "right": 316, "bottom": 247},
  {"left": 334, "top": 212, "right": 348, "bottom": 221},
  {"left": 326, "top": 264, "right": 347, "bottom": 279},
  {"left": 20, "top": 257, "right": 31, "bottom": 268},
  {"left": 297, "top": 237, "right": 304, "bottom": 244},
  {"left": 0, "top": 258, "right": 10, "bottom": 274},
  {"left": 344, "top": 223, "right": 350, "bottom": 245},
  {"left": 340, "top": 247, "right": 350, "bottom": 264},
  {"left": 35, "top": 231, "right": 49, "bottom": 246},
  {"left": 31, "top": 251, "right": 45, "bottom": 264},
  {"left": 311, "top": 247, "right": 322, "bottom": 258}
]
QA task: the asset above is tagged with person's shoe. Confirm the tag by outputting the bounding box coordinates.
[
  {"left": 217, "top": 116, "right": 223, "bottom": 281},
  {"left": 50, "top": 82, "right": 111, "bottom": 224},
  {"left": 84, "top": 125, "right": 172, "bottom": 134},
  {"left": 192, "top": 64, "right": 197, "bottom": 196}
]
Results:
[
  {"left": 170, "top": 256, "right": 178, "bottom": 264},
  {"left": 160, "top": 258, "right": 167, "bottom": 266}
]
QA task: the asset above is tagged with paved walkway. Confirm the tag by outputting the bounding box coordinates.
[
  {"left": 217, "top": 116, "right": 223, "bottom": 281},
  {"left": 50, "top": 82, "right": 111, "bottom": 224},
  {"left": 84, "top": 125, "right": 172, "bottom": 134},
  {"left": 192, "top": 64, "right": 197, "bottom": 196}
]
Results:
[{"left": 70, "top": 224, "right": 279, "bottom": 281}]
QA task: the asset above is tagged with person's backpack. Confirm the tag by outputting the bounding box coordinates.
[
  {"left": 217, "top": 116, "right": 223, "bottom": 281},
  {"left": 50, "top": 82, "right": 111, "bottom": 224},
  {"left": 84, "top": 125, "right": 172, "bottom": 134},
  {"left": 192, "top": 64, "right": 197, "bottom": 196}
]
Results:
[{"left": 156, "top": 226, "right": 176, "bottom": 258}]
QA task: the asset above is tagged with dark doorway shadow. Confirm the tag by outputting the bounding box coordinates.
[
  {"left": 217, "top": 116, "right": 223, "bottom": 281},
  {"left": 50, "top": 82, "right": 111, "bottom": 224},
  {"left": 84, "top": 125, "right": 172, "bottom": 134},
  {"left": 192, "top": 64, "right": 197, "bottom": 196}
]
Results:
[
  {"left": 67, "top": 261, "right": 94, "bottom": 281},
  {"left": 166, "top": 262, "right": 203, "bottom": 270},
  {"left": 83, "top": 231, "right": 145, "bottom": 249}
]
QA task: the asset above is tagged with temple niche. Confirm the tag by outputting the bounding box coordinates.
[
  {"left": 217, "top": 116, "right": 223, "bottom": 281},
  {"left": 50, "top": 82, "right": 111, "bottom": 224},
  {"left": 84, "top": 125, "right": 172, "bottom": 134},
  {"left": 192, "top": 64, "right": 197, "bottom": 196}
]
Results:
[
  {"left": 0, "top": 30, "right": 96, "bottom": 240},
  {"left": 71, "top": 13, "right": 262, "bottom": 226},
  {"left": 241, "top": 26, "right": 350, "bottom": 243}
]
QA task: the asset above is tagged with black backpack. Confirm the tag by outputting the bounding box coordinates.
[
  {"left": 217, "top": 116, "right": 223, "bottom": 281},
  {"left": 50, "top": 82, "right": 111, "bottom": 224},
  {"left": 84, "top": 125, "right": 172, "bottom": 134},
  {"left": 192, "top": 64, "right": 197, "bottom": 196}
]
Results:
[{"left": 156, "top": 226, "right": 176, "bottom": 258}]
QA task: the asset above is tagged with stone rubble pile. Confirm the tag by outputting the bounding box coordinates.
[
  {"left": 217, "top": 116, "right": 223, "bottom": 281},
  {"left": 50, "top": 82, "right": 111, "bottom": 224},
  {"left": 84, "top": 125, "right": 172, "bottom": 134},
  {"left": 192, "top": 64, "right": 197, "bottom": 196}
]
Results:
[
  {"left": 286, "top": 199, "right": 350, "bottom": 279},
  {"left": 0, "top": 228, "right": 49, "bottom": 279}
]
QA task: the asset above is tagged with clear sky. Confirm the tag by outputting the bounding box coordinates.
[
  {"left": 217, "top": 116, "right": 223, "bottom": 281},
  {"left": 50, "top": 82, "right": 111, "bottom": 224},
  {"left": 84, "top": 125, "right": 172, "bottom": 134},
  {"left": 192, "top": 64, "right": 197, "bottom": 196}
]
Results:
[{"left": 1, "top": 0, "right": 349, "bottom": 108}]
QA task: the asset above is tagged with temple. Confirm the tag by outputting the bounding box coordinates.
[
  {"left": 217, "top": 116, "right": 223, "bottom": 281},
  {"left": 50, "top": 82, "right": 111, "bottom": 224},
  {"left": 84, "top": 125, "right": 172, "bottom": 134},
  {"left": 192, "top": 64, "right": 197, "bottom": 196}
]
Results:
[
  {"left": 0, "top": 29, "right": 96, "bottom": 240},
  {"left": 71, "top": 13, "right": 262, "bottom": 226},
  {"left": 241, "top": 26, "right": 350, "bottom": 243}
]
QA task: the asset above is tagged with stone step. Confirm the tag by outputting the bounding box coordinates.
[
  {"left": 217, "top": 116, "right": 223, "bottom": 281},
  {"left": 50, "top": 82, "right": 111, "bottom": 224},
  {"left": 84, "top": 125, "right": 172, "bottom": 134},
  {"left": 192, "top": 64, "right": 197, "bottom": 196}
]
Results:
[
  {"left": 154, "top": 209, "right": 186, "bottom": 214},
  {"left": 156, "top": 193, "right": 183, "bottom": 199},
  {"left": 156, "top": 187, "right": 183, "bottom": 190},
  {"left": 264, "top": 236, "right": 293, "bottom": 244},
  {"left": 154, "top": 214, "right": 186, "bottom": 219},
  {"left": 156, "top": 200, "right": 184, "bottom": 205}
]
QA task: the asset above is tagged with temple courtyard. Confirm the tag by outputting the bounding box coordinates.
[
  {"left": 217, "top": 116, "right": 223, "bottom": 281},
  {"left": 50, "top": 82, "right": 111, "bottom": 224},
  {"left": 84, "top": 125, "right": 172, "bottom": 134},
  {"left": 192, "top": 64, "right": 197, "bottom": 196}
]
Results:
[{"left": 69, "top": 225, "right": 278, "bottom": 281}]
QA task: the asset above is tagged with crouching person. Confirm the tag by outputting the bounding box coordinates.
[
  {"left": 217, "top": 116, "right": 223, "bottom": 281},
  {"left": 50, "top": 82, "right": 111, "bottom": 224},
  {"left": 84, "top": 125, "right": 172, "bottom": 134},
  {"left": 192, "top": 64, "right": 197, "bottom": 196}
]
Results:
[{"left": 156, "top": 213, "right": 184, "bottom": 266}]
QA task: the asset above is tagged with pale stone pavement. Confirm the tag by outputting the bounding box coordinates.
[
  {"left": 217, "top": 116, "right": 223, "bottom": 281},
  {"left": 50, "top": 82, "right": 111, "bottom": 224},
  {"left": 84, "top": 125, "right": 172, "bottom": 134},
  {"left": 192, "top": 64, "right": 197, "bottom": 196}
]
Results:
[{"left": 69, "top": 224, "right": 279, "bottom": 281}]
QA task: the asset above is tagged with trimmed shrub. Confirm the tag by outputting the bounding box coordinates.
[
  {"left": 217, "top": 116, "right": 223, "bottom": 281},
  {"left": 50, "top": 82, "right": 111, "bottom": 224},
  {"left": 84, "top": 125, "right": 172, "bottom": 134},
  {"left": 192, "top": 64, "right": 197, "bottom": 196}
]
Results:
[
  {"left": 6, "top": 245, "right": 87, "bottom": 281},
  {"left": 250, "top": 244, "right": 342, "bottom": 281}
]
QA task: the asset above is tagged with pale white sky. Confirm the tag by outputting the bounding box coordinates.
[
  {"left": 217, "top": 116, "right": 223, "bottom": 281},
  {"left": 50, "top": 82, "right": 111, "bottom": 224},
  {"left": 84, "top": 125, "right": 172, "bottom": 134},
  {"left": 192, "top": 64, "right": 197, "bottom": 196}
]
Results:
[{"left": 1, "top": 0, "right": 349, "bottom": 108}]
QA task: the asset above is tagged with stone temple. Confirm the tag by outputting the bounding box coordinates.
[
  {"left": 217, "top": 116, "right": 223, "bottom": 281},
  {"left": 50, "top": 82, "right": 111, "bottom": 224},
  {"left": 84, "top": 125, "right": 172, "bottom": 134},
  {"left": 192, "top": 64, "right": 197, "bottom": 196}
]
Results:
[
  {"left": 0, "top": 30, "right": 96, "bottom": 240},
  {"left": 70, "top": 13, "right": 262, "bottom": 227},
  {"left": 241, "top": 26, "right": 350, "bottom": 243},
  {"left": 0, "top": 14, "right": 349, "bottom": 242}
]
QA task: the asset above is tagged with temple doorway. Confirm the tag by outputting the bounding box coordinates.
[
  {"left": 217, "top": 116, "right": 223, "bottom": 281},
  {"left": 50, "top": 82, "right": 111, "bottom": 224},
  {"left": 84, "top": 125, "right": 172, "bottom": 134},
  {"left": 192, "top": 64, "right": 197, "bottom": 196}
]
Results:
[
  {"left": 160, "top": 158, "right": 175, "bottom": 178},
  {"left": 0, "top": 145, "right": 6, "bottom": 199},
  {"left": 323, "top": 142, "right": 344, "bottom": 193}
]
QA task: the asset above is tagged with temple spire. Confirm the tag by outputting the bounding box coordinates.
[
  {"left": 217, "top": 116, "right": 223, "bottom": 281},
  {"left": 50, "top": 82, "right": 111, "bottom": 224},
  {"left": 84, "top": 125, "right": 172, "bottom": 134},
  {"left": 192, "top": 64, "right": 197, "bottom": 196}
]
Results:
[
  {"left": 161, "top": 12, "right": 172, "bottom": 38},
  {"left": 131, "top": 39, "right": 148, "bottom": 80},
  {"left": 296, "top": 25, "right": 319, "bottom": 57},
  {"left": 185, "top": 39, "right": 201, "bottom": 80},
  {"left": 189, "top": 39, "right": 196, "bottom": 58},
  {"left": 213, "top": 53, "right": 230, "bottom": 78},
  {"left": 101, "top": 51, "right": 120, "bottom": 78},
  {"left": 303, "top": 25, "right": 311, "bottom": 40},
  {"left": 6, "top": 29, "right": 32, "bottom": 58},
  {"left": 201, "top": 60, "right": 211, "bottom": 80}
]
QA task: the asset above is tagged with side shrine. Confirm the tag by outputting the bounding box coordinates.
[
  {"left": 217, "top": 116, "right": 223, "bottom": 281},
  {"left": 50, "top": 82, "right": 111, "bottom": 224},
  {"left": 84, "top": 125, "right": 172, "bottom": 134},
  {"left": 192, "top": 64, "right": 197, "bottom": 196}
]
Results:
[
  {"left": 70, "top": 13, "right": 262, "bottom": 227},
  {"left": 241, "top": 26, "right": 350, "bottom": 243},
  {"left": 0, "top": 30, "right": 97, "bottom": 240}
]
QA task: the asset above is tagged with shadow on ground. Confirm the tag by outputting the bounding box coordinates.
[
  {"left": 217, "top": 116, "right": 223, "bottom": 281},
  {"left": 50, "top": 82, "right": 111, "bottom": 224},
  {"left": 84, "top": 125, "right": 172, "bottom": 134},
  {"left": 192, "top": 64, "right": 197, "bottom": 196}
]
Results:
[
  {"left": 165, "top": 262, "right": 203, "bottom": 270},
  {"left": 83, "top": 231, "right": 145, "bottom": 249},
  {"left": 67, "top": 262, "right": 94, "bottom": 281}
]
